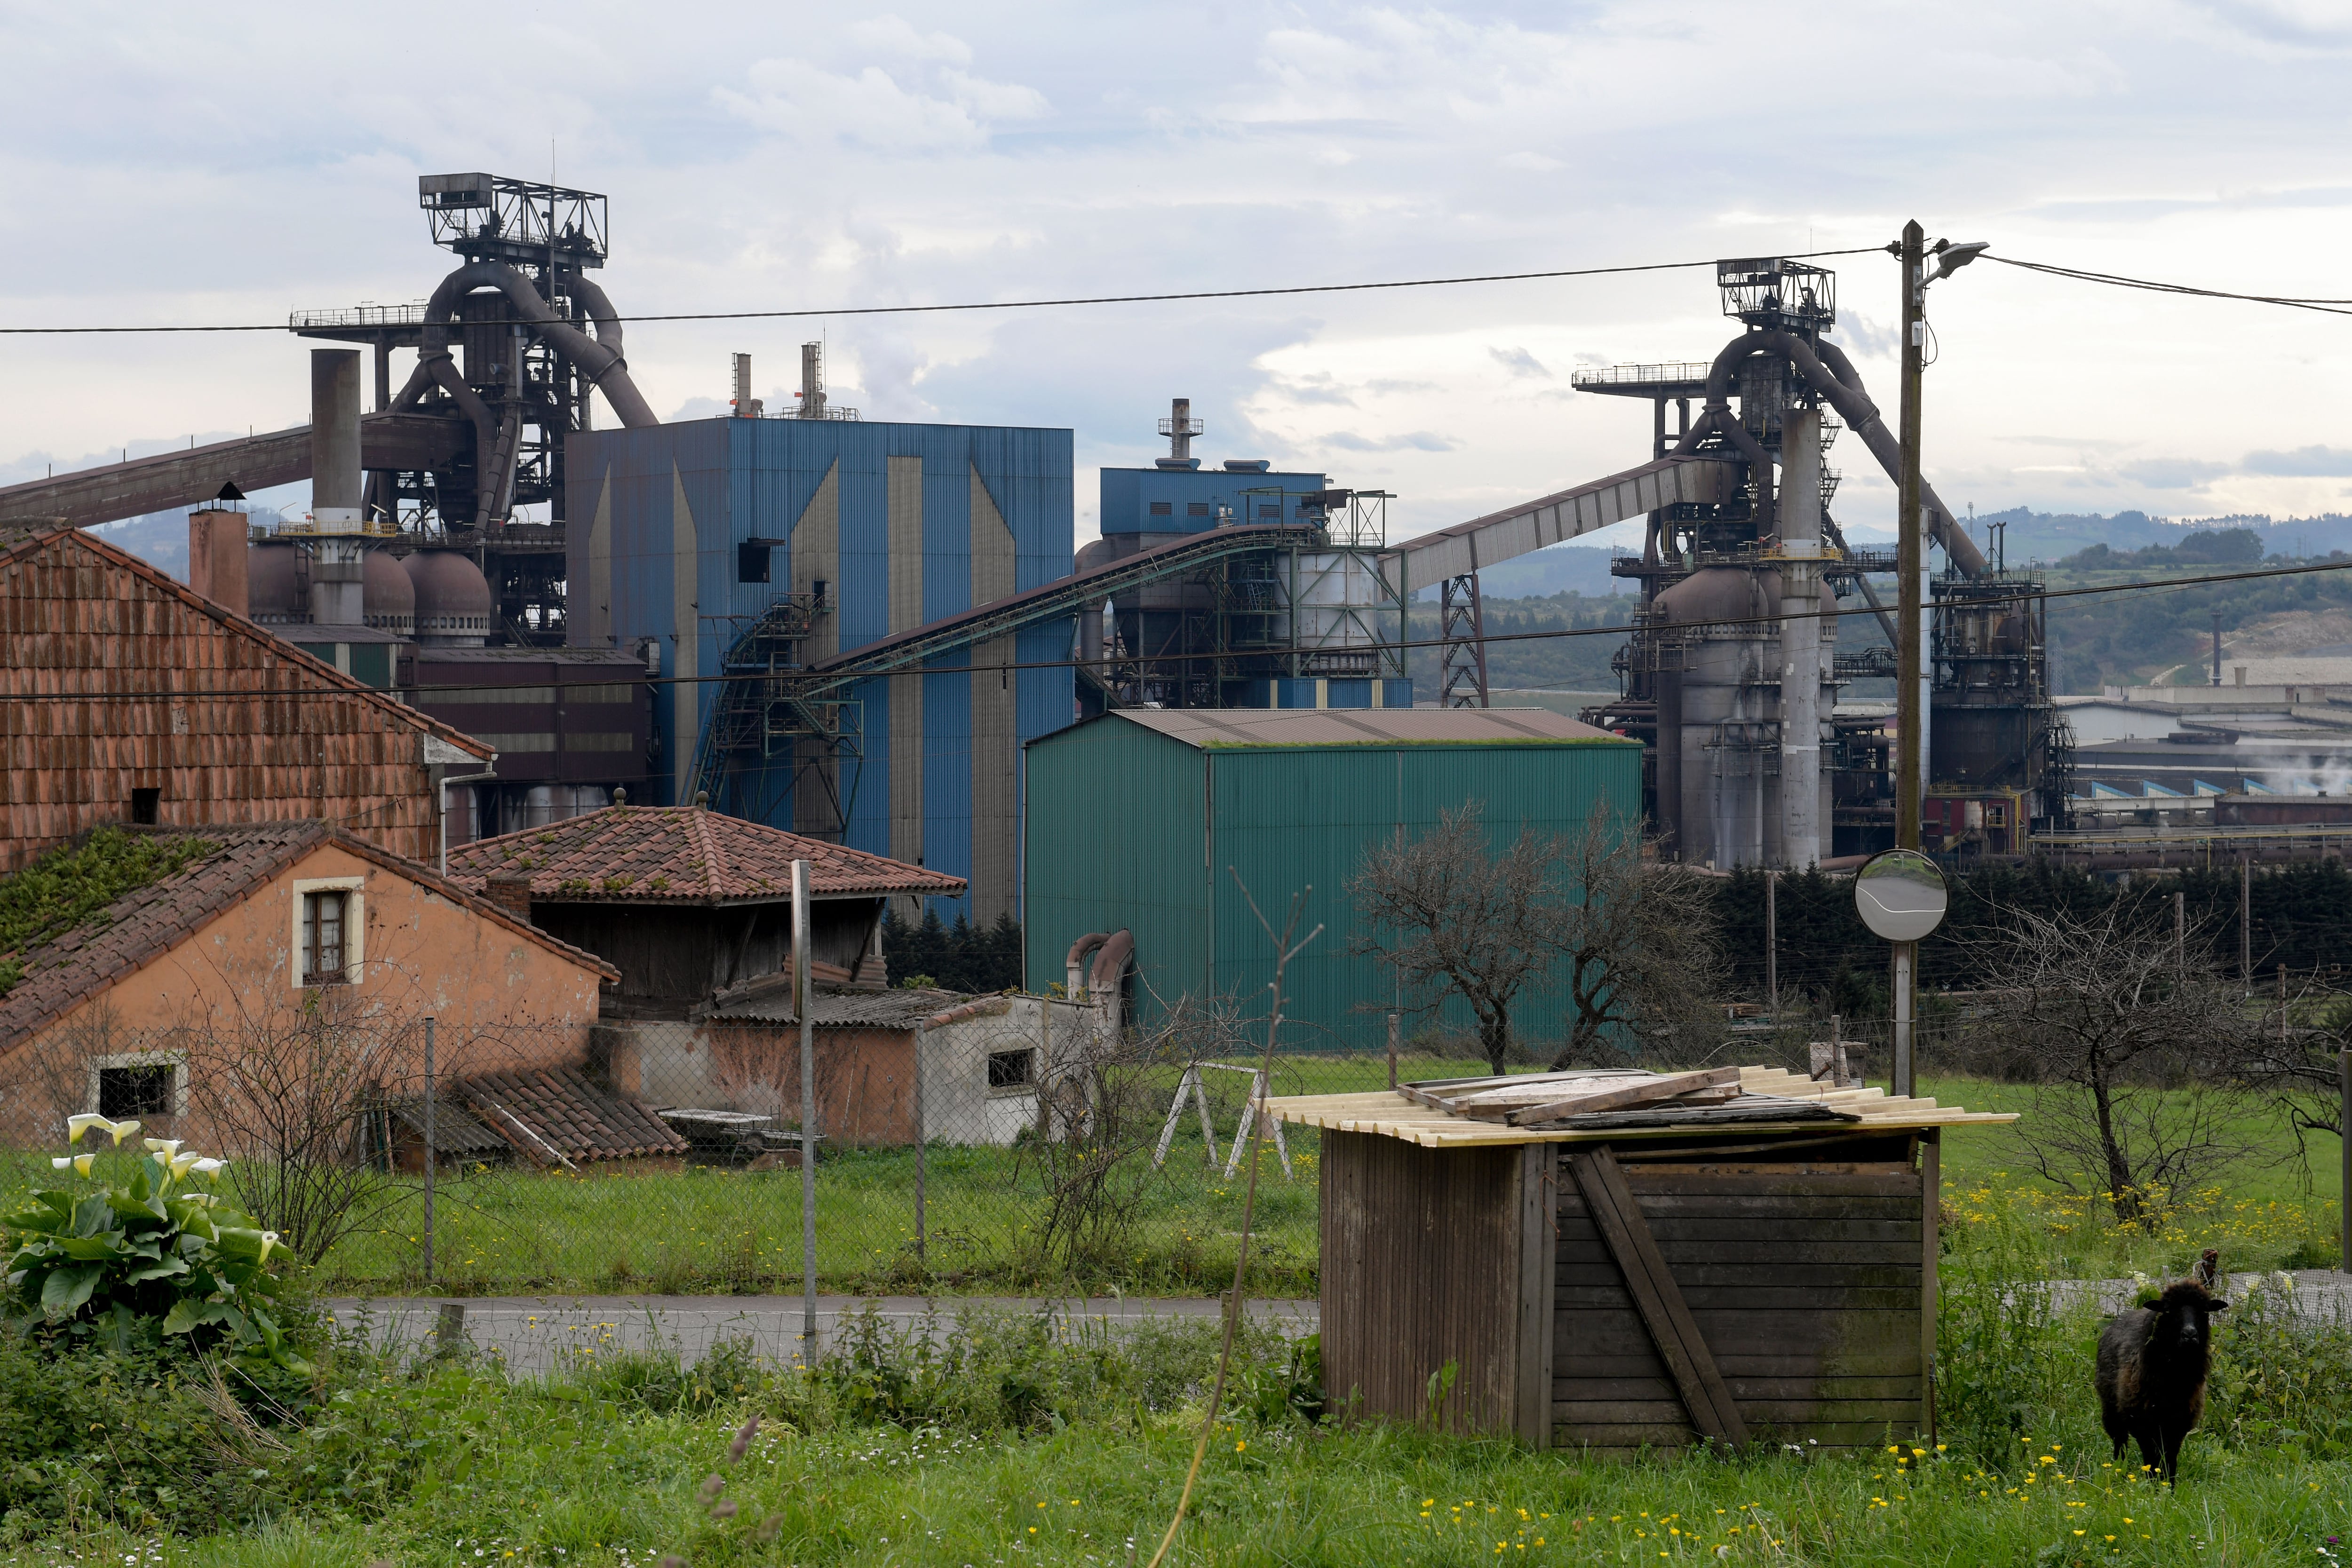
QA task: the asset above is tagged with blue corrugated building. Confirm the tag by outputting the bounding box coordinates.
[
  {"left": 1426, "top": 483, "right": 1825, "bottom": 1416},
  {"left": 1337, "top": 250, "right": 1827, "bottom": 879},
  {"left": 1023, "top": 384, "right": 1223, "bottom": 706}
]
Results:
[{"left": 566, "top": 416, "right": 1074, "bottom": 923}]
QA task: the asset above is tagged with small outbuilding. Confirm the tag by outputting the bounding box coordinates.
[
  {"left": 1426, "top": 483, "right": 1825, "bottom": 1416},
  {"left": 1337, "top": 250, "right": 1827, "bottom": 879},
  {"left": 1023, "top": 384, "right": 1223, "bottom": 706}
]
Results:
[{"left": 1266, "top": 1066, "right": 2015, "bottom": 1452}]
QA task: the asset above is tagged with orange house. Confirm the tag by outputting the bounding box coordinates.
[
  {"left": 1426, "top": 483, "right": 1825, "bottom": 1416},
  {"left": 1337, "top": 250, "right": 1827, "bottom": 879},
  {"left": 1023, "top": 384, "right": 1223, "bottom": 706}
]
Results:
[{"left": 0, "top": 822, "right": 618, "bottom": 1157}]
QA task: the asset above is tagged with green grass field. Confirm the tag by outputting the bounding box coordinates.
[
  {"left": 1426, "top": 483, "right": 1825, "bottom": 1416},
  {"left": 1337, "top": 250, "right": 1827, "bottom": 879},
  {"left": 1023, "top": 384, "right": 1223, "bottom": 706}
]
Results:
[{"left": 6, "top": 1057, "right": 2340, "bottom": 1297}]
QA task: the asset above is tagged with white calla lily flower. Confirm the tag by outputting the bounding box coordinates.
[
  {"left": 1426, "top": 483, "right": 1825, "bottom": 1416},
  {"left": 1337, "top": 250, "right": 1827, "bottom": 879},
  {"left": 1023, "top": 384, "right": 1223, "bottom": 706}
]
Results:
[
  {"left": 168, "top": 1151, "right": 203, "bottom": 1179},
  {"left": 50, "top": 1156, "right": 72, "bottom": 1170},
  {"left": 66, "top": 1113, "right": 115, "bottom": 1144},
  {"left": 109, "top": 1119, "right": 141, "bottom": 1145},
  {"left": 190, "top": 1158, "right": 226, "bottom": 1180},
  {"left": 257, "top": 1231, "right": 281, "bottom": 1264},
  {"left": 72, "top": 1154, "right": 95, "bottom": 1176},
  {"left": 144, "top": 1139, "right": 183, "bottom": 1159}
]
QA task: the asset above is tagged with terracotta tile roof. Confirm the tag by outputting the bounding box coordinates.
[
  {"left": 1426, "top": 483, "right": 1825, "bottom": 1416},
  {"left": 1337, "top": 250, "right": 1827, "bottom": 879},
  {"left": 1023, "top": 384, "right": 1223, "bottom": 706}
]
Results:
[
  {"left": 706, "top": 985, "right": 976, "bottom": 1028},
  {"left": 0, "top": 823, "right": 618, "bottom": 1058},
  {"left": 458, "top": 1066, "right": 688, "bottom": 1161},
  {"left": 446, "top": 806, "right": 967, "bottom": 904}
]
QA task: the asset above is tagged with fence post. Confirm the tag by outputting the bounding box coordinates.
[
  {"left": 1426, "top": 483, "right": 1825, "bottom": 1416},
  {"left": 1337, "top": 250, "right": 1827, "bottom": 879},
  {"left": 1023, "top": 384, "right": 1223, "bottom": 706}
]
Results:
[
  {"left": 1765, "top": 870, "right": 1779, "bottom": 1014},
  {"left": 2240, "top": 856, "right": 2252, "bottom": 984},
  {"left": 912, "top": 1020, "right": 927, "bottom": 1268},
  {"left": 2340, "top": 1048, "right": 2350, "bottom": 1280},
  {"left": 794, "top": 861, "right": 817, "bottom": 1356},
  {"left": 1386, "top": 1012, "right": 1399, "bottom": 1090},
  {"left": 421, "top": 1014, "right": 435, "bottom": 1286}
]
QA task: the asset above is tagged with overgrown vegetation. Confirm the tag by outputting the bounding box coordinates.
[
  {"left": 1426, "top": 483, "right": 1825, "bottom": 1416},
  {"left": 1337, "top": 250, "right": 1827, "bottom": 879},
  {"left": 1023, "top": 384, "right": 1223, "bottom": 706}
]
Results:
[
  {"left": 882, "top": 908, "right": 1023, "bottom": 992},
  {"left": 0, "top": 828, "right": 217, "bottom": 997}
]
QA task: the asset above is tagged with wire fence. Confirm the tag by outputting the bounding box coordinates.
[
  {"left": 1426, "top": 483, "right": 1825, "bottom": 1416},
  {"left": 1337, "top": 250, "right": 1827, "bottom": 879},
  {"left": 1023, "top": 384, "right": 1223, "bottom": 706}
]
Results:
[{"left": 2, "top": 986, "right": 2336, "bottom": 1300}]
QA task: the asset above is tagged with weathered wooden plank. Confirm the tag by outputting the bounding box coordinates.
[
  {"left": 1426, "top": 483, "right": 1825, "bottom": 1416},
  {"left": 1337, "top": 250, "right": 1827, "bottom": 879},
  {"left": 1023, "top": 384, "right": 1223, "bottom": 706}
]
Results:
[
  {"left": 1554, "top": 1216, "right": 1921, "bottom": 1245},
  {"left": 1554, "top": 1421, "right": 1923, "bottom": 1449},
  {"left": 1558, "top": 1375, "right": 1924, "bottom": 1402},
  {"left": 1555, "top": 1286, "right": 1923, "bottom": 1313},
  {"left": 1921, "top": 1129, "right": 1939, "bottom": 1441},
  {"left": 1555, "top": 1240, "right": 1923, "bottom": 1270},
  {"left": 1562, "top": 1260, "right": 1910, "bottom": 1288},
  {"left": 1565, "top": 1194, "right": 1925, "bottom": 1220},
  {"left": 1559, "top": 1398, "right": 1926, "bottom": 1425},
  {"left": 1504, "top": 1068, "right": 1742, "bottom": 1126},
  {"left": 1566, "top": 1146, "right": 1748, "bottom": 1446},
  {"left": 1555, "top": 1309, "right": 1921, "bottom": 1360},
  {"left": 1514, "top": 1142, "right": 1555, "bottom": 1448},
  {"left": 1620, "top": 1169, "right": 1920, "bottom": 1197}
]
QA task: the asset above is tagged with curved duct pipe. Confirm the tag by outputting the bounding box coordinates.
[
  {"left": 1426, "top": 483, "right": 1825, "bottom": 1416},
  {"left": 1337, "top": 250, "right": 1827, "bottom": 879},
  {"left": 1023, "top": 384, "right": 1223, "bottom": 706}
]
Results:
[
  {"left": 565, "top": 275, "right": 628, "bottom": 361},
  {"left": 1065, "top": 931, "right": 1110, "bottom": 999},
  {"left": 1673, "top": 330, "right": 1990, "bottom": 579},
  {"left": 396, "top": 260, "right": 661, "bottom": 430},
  {"left": 1088, "top": 929, "right": 1136, "bottom": 1034}
]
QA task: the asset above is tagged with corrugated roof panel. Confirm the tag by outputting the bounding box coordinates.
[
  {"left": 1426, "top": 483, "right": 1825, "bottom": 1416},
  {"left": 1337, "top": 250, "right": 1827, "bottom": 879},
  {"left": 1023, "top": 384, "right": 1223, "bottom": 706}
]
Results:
[{"left": 1095, "top": 706, "right": 1632, "bottom": 750}]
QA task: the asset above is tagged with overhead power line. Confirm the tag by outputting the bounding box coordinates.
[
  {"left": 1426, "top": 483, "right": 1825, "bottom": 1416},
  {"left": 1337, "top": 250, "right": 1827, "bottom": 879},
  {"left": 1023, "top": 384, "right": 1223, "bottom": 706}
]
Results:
[
  {"left": 1987, "top": 255, "right": 2352, "bottom": 319},
  {"left": 14, "top": 551, "right": 2351, "bottom": 702},
  {"left": 0, "top": 248, "right": 1889, "bottom": 335}
]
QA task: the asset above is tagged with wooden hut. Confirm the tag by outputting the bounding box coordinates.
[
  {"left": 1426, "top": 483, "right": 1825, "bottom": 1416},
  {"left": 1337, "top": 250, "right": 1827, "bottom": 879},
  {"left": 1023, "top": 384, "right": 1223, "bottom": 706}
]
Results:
[{"left": 1265, "top": 1066, "right": 2015, "bottom": 1453}]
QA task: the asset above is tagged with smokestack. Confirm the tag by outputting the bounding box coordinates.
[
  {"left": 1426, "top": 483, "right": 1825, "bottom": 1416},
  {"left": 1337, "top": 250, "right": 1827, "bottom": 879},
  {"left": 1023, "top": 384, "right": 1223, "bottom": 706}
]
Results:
[
  {"left": 731, "top": 353, "right": 761, "bottom": 418},
  {"left": 307, "top": 348, "right": 366, "bottom": 626},
  {"left": 188, "top": 483, "right": 249, "bottom": 617},
  {"left": 1155, "top": 397, "right": 1203, "bottom": 469},
  {"left": 1778, "top": 404, "right": 1824, "bottom": 869},
  {"left": 798, "top": 341, "right": 826, "bottom": 419}
]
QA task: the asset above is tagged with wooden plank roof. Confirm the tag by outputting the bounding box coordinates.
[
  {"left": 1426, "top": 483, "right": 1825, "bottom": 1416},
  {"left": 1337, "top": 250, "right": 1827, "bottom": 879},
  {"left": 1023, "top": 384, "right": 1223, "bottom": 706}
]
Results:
[{"left": 1263, "top": 1066, "right": 2016, "bottom": 1149}]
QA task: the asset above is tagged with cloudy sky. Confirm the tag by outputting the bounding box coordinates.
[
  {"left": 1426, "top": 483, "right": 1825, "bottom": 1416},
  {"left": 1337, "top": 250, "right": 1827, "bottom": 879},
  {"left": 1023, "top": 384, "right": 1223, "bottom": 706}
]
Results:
[{"left": 5, "top": 1, "right": 2350, "bottom": 548}]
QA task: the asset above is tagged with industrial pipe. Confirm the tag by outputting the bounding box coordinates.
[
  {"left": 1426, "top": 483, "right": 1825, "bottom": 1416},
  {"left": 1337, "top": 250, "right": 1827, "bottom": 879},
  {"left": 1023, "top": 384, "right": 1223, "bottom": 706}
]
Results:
[
  {"left": 1678, "top": 330, "right": 1989, "bottom": 579},
  {"left": 398, "top": 260, "right": 660, "bottom": 429}
]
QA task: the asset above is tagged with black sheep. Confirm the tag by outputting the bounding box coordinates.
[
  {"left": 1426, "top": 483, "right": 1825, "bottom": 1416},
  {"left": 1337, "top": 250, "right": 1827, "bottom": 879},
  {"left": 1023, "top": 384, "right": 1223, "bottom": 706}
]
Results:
[{"left": 2095, "top": 1279, "right": 2230, "bottom": 1485}]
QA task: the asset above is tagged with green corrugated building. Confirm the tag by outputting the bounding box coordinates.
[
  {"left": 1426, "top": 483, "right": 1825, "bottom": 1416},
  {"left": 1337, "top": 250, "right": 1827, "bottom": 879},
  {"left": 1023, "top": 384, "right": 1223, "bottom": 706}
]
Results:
[{"left": 1022, "top": 708, "right": 1643, "bottom": 1050}]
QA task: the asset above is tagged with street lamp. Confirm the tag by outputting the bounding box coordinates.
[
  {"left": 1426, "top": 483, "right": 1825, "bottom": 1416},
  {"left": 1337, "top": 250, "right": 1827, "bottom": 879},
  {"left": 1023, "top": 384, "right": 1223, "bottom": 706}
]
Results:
[{"left": 1892, "top": 225, "right": 1988, "bottom": 1097}]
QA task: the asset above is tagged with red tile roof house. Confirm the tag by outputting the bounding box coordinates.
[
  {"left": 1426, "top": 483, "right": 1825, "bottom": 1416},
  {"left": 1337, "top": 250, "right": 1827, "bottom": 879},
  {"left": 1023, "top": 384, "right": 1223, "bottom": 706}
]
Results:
[
  {"left": 0, "top": 823, "right": 686, "bottom": 1173},
  {"left": 0, "top": 522, "right": 494, "bottom": 875},
  {"left": 440, "top": 805, "right": 1081, "bottom": 1149}
]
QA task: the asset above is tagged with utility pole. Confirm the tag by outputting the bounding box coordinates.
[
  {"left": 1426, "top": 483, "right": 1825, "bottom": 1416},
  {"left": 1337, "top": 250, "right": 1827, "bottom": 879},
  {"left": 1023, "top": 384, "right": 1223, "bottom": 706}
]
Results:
[
  {"left": 1765, "top": 871, "right": 1780, "bottom": 1016},
  {"left": 2240, "top": 856, "right": 2252, "bottom": 985},
  {"left": 1893, "top": 221, "right": 1925, "bottom": 1100},
  {"left": 1895, "top": 220, "right": 1926, "bottom": 855}
]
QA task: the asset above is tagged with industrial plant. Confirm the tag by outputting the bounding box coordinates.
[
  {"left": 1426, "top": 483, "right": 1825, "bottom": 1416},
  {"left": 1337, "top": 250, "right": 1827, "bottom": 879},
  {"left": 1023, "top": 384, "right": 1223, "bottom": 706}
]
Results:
[{"left": 15, "top": 166, "right": 2352, "bottom": 935}]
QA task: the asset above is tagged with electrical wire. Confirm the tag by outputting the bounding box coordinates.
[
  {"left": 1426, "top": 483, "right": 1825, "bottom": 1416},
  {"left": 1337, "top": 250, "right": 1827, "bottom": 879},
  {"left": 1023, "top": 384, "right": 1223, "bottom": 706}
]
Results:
[
  {"left": 0, "top": 248, "right": 1891, "bottom": 335},
  {"left": 1986, "top": 255, "right": 2352, "bottom": 319},
  {"left": 13, "top": 550, "right": 2351, "bottom": 701}
]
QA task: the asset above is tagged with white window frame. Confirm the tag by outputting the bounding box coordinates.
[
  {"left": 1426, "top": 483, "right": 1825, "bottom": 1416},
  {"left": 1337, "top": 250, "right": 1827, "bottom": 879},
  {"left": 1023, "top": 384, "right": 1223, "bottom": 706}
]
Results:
[
  {"left": 87, "top": 1050, "right": 189, "bottom": 1120},
  {"left": 292, "top": 875, "right": 366, "bottom": 988}
]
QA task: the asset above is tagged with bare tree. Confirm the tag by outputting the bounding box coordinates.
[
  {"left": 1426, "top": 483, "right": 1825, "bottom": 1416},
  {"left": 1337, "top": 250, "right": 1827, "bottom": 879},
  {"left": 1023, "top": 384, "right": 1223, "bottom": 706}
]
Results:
[
  {"left": 1970, "top": 900, "right": 2265, "bottom": 1228},
  {"left": 1350, "top": 800, "right": 1721, "bottom": 1076},
  {"left": 1549, "top": 802, "right": 1726, "bottom": 1070}
]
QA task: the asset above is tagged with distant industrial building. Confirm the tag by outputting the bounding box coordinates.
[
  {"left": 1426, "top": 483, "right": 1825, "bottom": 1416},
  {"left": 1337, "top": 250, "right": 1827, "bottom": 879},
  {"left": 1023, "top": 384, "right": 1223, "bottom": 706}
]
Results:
[
  {"left": 1022, "top": 707, "right": 1641, "bottom": 1050},
  {"left": 565, "top": 408, "right": 1075, "bottom": 923}
]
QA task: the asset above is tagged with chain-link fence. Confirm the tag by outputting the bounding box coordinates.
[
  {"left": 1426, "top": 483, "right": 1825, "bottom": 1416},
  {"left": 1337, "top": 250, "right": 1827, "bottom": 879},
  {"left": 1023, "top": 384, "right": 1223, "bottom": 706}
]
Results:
[{"left": 6, "top": 979, "right": 2336, "bottom": 1299}]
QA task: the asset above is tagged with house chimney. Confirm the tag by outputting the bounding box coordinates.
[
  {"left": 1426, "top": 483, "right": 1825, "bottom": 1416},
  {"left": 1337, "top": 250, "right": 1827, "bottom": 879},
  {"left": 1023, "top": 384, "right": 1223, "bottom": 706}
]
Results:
[
  {"left": 484, "top": 872, "right": 533, "bottom": 926},
  {"left": 188, "top": 486, "right": 249, "bottom": 616}
]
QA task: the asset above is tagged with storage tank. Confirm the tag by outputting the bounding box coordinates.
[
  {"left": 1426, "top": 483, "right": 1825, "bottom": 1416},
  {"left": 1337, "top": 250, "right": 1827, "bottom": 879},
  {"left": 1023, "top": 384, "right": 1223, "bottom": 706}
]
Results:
[
  {"left": 362, "top": 549, "right": 416, "bottom": 635},
  {"left": 405, "top": 550, "right": 494, "bottom": 646},
  {"left": 245, "top": 540, "right": 308, "bottom": 628}
]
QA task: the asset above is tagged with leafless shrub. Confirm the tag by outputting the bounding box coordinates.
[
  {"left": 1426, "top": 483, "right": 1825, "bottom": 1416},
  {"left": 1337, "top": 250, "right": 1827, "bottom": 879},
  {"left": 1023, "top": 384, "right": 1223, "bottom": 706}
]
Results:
[
  {"left": 1966, "top": 900, "right": 2268, "bottom": 1228},
  {"left": 1349, "top": 799, "right": 1724, "bottom": 1075}
]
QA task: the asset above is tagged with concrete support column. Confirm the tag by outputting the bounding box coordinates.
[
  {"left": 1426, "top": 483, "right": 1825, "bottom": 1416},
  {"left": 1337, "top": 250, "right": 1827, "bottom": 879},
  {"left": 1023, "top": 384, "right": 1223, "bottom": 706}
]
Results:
[{"left": 1779, "top": 406, "right": 1823, "bottom": 868}]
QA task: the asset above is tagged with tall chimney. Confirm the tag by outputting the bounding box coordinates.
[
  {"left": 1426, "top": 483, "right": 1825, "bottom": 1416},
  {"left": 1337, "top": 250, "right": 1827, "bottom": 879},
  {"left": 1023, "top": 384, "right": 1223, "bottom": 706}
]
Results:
[
  {"left": 798, "top": 341, "right": 826, "bottom": 419},
  {"left": 484, "top": 871, "right": 533, "bottom": 926},
  {"left": 188, "top": 486, "right": 249, "bottom": 617},
  {"left": 731, "top": 353, "right": 761, "bottom": 417},
  {"left": 308, "top": 348, "right": 366, "bottom": 626}
]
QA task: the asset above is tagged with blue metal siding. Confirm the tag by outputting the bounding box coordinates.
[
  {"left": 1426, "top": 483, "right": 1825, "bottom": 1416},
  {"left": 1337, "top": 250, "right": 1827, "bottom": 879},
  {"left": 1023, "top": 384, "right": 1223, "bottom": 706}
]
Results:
[
  {"left": 1098, "top": 466, "right": 1331, "bottom": 534},
  {"left": 571, "top": 417, "right": 1076, "bottom": 919}
]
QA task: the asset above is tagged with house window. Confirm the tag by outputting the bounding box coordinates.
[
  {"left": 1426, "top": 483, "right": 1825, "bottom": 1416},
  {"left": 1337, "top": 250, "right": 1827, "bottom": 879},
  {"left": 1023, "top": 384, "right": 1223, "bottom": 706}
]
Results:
[
  {"left": 303, "top": 890, "right": 349, "bottom": 984},
  {"left": 1148, "top": 501, "right": 1173, "bottom": 516},
  {"left": 131, "top": 788, "right": 160, "bottom": 825},
  {"left": 737, "top": 541, "right": 771, "bottom": 584},
  {"left": 98, "top": 1063, "right": 176, "bottom": 1119},
  {"left": 987, "top": 1049, "right": 1036, "bottom": 1092}
]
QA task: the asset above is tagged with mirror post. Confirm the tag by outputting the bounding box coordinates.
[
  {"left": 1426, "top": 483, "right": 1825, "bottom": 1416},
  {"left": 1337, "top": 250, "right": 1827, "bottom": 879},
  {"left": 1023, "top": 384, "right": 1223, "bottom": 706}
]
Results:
[{"left": 1891, "top": 942, "right": 1915, "bottom": 1098}]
